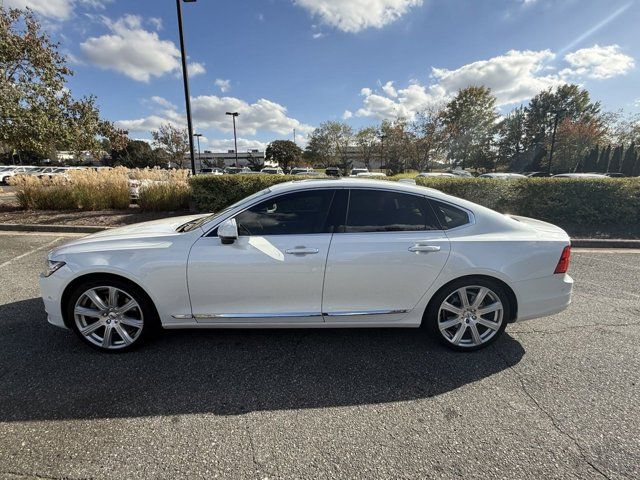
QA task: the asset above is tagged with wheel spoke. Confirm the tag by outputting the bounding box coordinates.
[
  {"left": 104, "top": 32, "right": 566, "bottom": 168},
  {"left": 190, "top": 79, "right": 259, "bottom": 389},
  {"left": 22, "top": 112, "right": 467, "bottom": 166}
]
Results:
[
  {"left": 80, "top": 319, "right": 104, "bottom": 336},
  {"left": 102, "top": 325, "right": 113, "bottom": 348},
  {"left": 117, "top": 299, "right": 137, "bottom": 315},
  {"left": 108, "top": 287, "right": 118, "bottom": 308},
  {"left": 472, "top": 287, "right": 489, "bottom": 308},
  {"left": 114, "top": 324, "right": 134, "bottom": 345},
  {"left": 85, "top": 289, "right": 107, "bottom": 311},
  {"left": 441, "top": 302, "right": 462, "bottom": 316},
  {"left": 119, "top": 316, "right": 143, "bottom": 329},
  {"left": 75, "top": 306, "right": 102, "bottom": 318},
  {"left": 451, "top": 323, "right": 467, "bottom": 344},
  {"left": 457, "top": 288, "right": 470, "bottom": 308},
  {"left": 478, "top": 302, "right": 502, "bottom": 316},
  {"left": 439, "top": 317, "right": 462, "bottom": 330},
  {"left": 477, "top": 317, "right": 500, "bottom": 331},
  {"left": 469, "top": 324, "right": 482, "bottom": 345}
]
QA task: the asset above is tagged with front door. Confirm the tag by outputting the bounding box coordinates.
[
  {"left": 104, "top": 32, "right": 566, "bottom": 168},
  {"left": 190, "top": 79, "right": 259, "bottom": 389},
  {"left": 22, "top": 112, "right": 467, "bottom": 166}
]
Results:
[
  {"left": 187, "top": 189, "right": 339, "bottom": 324},
  {"left": 322, "top": 188, "right": 450, "bottom": 322}
]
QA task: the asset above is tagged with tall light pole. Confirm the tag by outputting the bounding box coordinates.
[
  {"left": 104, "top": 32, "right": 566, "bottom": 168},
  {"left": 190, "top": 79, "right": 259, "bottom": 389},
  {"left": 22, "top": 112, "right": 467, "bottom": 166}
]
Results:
[
  {"left": 547, "top": 109, "right": 562, "bottom": 176},
  {"left": 226, "top": 112, "right": 239, "bottom": 167},
  {"left": 193, "top": 133, "right": 203, "bottom": 172},
  {"left": 176, "top": 0, "right": 197, "bottom": 175}
]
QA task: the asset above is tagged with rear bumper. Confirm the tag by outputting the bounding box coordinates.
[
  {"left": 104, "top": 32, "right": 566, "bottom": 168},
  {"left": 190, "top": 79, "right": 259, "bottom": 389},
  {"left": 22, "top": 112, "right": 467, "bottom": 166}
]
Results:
[{"left": 512, "top": 273, "right": 573, "bottom": 322}]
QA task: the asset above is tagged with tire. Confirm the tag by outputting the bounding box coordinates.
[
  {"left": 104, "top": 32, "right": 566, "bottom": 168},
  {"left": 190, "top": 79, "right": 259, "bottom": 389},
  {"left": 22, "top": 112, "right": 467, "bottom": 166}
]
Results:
[
  {"left": 65, "top": 278, "right": 157, "bottom": 352},
  {"left": 424, "top": 277, "right": 510, "bottom": 351}
]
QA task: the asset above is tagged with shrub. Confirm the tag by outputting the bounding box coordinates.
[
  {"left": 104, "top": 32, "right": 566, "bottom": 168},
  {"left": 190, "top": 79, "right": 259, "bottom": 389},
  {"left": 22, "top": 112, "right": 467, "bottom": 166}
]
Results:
[
  {"left": 189, "top": 174, "right": 299, "bottom": 212},
  {"left": 138, "top": 181, "right": 190, "bottom": 211}
]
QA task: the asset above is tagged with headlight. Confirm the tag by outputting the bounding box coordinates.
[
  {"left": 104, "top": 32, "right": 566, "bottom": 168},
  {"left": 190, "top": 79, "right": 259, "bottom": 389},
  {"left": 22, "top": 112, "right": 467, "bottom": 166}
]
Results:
[{"left": 43, "top": 259, "right": 66, "bottom": 277}]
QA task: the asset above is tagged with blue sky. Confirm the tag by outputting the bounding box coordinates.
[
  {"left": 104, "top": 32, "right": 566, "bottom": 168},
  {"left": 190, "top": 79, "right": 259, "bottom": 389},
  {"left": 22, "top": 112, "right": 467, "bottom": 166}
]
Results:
[{"left": 6, "top": 0, "right": 640, "bottom": 151}]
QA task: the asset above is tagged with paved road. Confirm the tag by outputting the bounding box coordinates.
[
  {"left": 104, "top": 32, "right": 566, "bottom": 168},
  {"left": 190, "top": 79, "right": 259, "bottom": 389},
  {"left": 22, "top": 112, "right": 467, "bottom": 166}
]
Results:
[{"left": 0, "top": 232, "right": 638, "bottom": 480}]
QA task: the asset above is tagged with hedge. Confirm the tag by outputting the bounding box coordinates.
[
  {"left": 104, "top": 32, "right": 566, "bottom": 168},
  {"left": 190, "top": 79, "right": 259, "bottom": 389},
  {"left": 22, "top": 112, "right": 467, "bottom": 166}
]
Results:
[{"left": 189, "top": 175, "right": 640, "bottom": 234}]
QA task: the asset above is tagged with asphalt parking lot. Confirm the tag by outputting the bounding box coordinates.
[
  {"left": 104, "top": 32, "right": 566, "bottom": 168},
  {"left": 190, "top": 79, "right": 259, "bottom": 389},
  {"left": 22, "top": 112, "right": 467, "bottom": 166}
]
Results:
[{"left": 0, "top": 232, "right": 638, "bottom": 480}]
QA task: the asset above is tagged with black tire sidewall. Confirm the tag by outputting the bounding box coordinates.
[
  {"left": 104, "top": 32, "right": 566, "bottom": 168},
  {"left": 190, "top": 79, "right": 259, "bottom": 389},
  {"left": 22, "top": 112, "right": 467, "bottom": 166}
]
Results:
[
  {"left": 425, "top": 278, "right": 510, "bottom": 352},
  {"left": 66, "top": 278, "right": 156, "bottom": 352}
]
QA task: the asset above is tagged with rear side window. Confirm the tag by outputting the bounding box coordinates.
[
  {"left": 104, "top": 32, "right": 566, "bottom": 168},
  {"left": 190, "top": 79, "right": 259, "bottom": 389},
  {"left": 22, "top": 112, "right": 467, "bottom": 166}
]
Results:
[
  {"left": 430, "top": 200, "right": 470, "bottom": 230},
  {"left": 235, "top": 189, "right": 335, "bottom": 236},
  {"left": 345, "top": 189, "right": 440, "bottom": 233}
]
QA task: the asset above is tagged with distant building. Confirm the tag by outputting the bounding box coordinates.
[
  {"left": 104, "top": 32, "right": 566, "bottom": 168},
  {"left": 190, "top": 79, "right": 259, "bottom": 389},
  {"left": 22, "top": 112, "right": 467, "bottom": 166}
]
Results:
[
  {"left": 192, "top": 149, "right": 269, "bottom": 171},
  {"left": 55, "top": 151, "right": 106, "bottom": 165}
]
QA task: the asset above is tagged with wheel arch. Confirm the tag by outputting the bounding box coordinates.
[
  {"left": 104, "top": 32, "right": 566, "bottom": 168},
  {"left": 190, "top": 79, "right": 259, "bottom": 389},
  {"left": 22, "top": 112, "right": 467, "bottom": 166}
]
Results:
[
  {"left": 422, "top": 274, "right": 518, "bottom": 325},
  {"left": 60, "top": 272, "right": 160, "bottom": 329}
]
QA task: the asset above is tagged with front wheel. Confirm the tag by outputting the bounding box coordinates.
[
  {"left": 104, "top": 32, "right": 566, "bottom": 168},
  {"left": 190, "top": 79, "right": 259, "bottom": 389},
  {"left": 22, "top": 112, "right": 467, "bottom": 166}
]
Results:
[
  {"left": 425, "top": 278, "right": 510, "bottom": 351},
  {"left": 66, "top": 279, "right": 155, "bottom": 352}
]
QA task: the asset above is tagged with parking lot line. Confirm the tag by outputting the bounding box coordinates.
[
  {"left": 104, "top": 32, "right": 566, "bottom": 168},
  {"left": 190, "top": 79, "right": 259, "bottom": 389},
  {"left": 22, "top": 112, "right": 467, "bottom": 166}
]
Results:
[{"left": 0, "top": 236, "right": 62, "bottom": 269}]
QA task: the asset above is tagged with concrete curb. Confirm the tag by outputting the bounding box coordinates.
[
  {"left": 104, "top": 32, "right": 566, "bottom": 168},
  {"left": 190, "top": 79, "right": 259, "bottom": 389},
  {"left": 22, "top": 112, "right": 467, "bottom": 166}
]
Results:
[
  {"left": 0, "top": 223, "right": 111, "bottom": 234},
  {"left": 0, "top": 223, "right": 639, "bottom": 248}
]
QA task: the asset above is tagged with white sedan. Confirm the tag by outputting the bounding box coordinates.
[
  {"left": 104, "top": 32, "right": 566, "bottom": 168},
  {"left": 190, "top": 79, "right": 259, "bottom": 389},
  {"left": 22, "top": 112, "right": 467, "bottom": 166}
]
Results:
[{"left": 40, "top": 179, "right": 573, "bottom": 352}]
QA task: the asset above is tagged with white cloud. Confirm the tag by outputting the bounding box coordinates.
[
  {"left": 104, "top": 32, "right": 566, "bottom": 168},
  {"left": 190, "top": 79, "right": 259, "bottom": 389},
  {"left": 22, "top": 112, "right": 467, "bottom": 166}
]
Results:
[
  {"left": 191, "top": 95, "right": 314, "bottom": 136},
  {"left": 381, "top": 80, "right": 398, "bottom": 98},
  {"left": 117, "top": 94, "right": 312, "bottom": 139},
  {"left": 214, "top": 78, "right": 231, "bottom": 93},
  {"left": 148, "top": 17, "right": 162, "bottom": 30},
  {"left": 80, "top": 15, "right": 203, "bottom": 82},
  {"left": 293, "top": 0, "right": 423, "bottom": 33},
  {"left": 312, "top": 32, "right": 325, "bottom": 39},
  {"left": 5, "top": 0, "right": 110, "bottom": 20},
  {"left": 205, "top": 138, "right": 269, "bottom": 152},
  {"left": 188, "top": 62, "right": 206, "bottom": 77},
  {"left": 562, "top": 44, "right": 635, "bottom": 79},
  {"left": 342, "top": 110, "right": 353, "bottom": 119}
]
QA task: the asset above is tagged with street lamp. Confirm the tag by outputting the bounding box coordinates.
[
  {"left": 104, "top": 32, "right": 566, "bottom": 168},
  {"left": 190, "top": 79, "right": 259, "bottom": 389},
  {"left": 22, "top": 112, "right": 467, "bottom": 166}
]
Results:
[
  {"left": 193, "top": 133, "right": 203, "bottom": 172},
  {"left": 226, "top": 112, "right": 239, "bottom": 167},
  {"left": 547, "top": 109, "right": 563, "bottom": 176},
  {"left": 176, "top": 0, "right": 197, "bottom": 175}
]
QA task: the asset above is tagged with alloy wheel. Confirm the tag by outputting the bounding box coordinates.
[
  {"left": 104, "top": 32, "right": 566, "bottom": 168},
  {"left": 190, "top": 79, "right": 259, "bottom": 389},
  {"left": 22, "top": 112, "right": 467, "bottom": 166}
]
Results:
[
  {"left": 437, "top": 285, "right": 504, "bottom": 348},
  {"left": 74, "top": 286, "right": 144, "bottom": 350}
]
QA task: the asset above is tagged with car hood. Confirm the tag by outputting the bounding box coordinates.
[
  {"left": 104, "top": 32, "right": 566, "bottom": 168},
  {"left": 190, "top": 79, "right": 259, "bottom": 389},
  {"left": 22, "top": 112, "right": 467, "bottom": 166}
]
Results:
[{"left": 49, "top": 214, "right": 208, "bottom": 256}]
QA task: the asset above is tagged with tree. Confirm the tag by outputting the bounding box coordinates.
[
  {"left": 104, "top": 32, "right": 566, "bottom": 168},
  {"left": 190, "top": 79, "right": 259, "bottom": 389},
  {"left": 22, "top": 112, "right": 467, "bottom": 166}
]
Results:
[
  {"left": 497, "top": 106, "right": 526, "bottom": 171},
  {"left": 621, "top": 143, "right": 637, "bottom": 176},
  {"left": 411, "top": 107, "right": 444, "bottom": 172},
  {"left": 246, "top": 151, "right": 264, "bottom": 171},
  {"left": 0, "top": 7, "right": 117, "bottom": 159},
  {"left": 354, "top": 126, "right": 379, "bottom": 170},
  {"left": 608, "top": 145, "right": 623, "bottom": 173},
  {"left": 553, "top": 118, "right": 606, "bottom": 173},
  {"left": 595, "top": 145, "right": 611, "bottom": 173},
  {"left": 304, "top": 121, "right": 353, "bottom": 173},
  {"left": 110, "top": 140, "right": 160, "bottom": 168},
  {"left": 441, "top": 86, "right": 498, "bottom": 170},
  {"left": 151, "top": 123, "right": 189, "bottom": 169},
  {"left": 265, "top": 140, "right": 302, "bottom": 172},
  {"left": 379, "top": 118, "right": 412, "bottom": 174}
]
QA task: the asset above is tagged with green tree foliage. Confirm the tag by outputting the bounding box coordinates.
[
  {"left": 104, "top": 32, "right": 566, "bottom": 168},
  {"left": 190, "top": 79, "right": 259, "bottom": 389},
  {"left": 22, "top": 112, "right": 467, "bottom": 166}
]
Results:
[
  {"left": 110, "top": 140, "right": 162, "bottom": 168},
  {"left": 354, "top": 126, "right": 379, "bottom": 170},
  {"left": 497, "top": 106, "right": 527, "bottom": 171},
  {"left": 441, "top": 86, "right": 498, "bottom": 170},
  {"left": 0, "top": 7, "right": 117, "bottom": 159},
  {"left": 621, "top": 143, "right": 637, "bottom": 176},
  {"left": 410, "top": 107, "right": 445, "bottom": 172},
  {"left": 303, "top": 122, "right": 352, "bottom": 173},
  {"left": 265, "top": 140, "right": 302, "bottom": 172},
  {"left": 151, "top": 123, "right": 189, "bottom": 169}
]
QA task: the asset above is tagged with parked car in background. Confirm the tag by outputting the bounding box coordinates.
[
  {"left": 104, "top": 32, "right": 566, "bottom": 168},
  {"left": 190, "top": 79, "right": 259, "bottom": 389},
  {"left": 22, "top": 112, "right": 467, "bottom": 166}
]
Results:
[
  {"left": 325, "top": 167, "right": 341, "bottom": 177},
  {"left": 224, "top": 166, "right": 252, "bottom": 174},
  {"left": 290, "top": 167, "right": 315, "bottom": 175},
  {"left": 0, "top": 166, "right": 35, "bottom": 183},
  {"left": 447, "top": 169, "right": 473, "bottom": 177},
  {"left": 40, "top": 179, "right": 573, "bottom": 353},
  {"left": 417, "top": 172, "right": 457, "bottom": 178},
  {"left": 552, "top": 173, "right": 609, "bottom": 179},
  {"left": 350, "top": 168, "right": 369, "bottom": 177},
  {"left": 605, "top": 172, "right": 624, "bottom": 178},
  {"left": 294, "top": 171, "right": 326, "bottom": 177},
  {"left": 260, "top": 167, "right": 285, "bottom": 175},
  {"left": 200, "top": 168, "right": 224, "bottom": 175},
  {"left": 356, "top": 172, "right": 386, "bottom": 178},
  {"left": 524, "top": 171, "right": 549, "bottom": 177},
  {"left": 479, "top": 173, "right": 527, "bottom": 180}
]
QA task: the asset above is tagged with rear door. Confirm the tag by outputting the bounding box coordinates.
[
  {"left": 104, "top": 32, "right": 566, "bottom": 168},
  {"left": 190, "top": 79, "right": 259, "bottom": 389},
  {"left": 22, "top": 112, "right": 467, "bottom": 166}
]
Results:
[{"left": 322, "top": 188, "right": 450, "bottom": 322}]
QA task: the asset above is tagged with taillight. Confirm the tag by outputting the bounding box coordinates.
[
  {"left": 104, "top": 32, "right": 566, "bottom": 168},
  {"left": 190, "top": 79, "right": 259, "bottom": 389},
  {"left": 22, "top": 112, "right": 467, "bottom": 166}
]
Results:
[{"left": 554, "top": 245, "right": 571, "bottom": 274}]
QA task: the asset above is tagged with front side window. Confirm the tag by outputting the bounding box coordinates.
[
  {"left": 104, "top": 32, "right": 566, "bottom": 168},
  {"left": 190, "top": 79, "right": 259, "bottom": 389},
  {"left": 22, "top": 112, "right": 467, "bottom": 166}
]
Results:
[
  {"left": 235, "top": 189, "right": 335, "bottom": 235},
  {"left": 345, "top": 189, "right": 440, "bottom": 233}
]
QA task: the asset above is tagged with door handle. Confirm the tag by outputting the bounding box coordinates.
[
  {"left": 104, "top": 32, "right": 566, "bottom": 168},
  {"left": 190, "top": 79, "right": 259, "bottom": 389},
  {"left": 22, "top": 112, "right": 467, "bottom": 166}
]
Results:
[
  {"left": 285, "top": 247, "right": 319, "bottom": 255},
  {"left": 408, "top": 244, "right": 441, "bottom": 253}
]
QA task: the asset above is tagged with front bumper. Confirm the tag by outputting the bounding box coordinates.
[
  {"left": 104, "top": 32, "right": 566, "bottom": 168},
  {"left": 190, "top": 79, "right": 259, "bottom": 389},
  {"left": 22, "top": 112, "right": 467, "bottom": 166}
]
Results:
[
  {"left": 39, "top": 266, "right": 73, "bottom": 329},
  {"left": 512, "top": 273, "right": 574, "bottom": 322}
]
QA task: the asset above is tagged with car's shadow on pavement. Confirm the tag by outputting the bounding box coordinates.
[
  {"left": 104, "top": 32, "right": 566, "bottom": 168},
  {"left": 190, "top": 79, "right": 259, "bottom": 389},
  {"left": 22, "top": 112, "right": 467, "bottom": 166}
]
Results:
[{"left": 0, "top": 298, "right": 524, "bottom": 422}]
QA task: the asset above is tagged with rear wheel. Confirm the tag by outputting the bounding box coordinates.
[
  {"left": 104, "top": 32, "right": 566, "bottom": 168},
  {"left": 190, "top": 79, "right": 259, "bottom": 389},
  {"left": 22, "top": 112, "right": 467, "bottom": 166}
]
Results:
[
  {"left": 425, "top": 278, "right": 510, "bottom": 351},
  {"left": 66, "top": 279, "right": 156, "bottom": 352}
]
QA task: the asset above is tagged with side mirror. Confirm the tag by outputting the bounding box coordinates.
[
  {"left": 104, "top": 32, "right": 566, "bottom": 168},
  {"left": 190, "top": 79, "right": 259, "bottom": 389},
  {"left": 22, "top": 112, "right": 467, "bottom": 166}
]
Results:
[{"left": 218, "top": 218, "right": 238, "bottom": 245}]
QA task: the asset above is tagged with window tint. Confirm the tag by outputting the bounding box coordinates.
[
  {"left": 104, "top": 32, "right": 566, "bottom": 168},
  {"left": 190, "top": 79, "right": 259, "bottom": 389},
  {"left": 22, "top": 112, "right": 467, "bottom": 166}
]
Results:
[
  {"left": 345, "top": 190, "right": 440, "bottom": 233},
  {"left": 430, "top": 200, "right": 470, "bottom": 229},
  {"left": 235, "top": 190, "right": 335, "bottom": 235}
]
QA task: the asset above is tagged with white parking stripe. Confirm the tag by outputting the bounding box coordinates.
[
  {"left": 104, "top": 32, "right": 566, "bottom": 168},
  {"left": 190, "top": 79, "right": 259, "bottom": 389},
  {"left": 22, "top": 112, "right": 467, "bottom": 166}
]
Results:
[{"left": 0, "top": 237, "right": 62, "bottom": 269}]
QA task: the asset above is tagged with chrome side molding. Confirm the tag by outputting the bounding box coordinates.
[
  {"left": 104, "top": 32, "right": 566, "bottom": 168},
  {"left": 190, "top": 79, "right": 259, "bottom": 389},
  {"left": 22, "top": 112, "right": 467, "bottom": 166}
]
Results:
[
  {"left": 322, "top": 309, "right": 409, "bottom": 317},
  {"left": 179, "top": 309, "right": 409, "bottom": 320}
]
